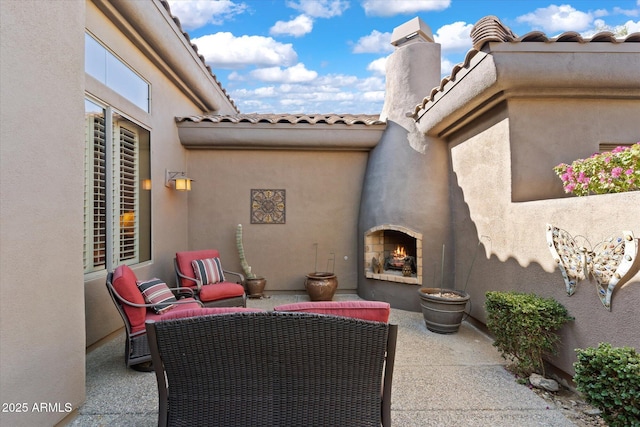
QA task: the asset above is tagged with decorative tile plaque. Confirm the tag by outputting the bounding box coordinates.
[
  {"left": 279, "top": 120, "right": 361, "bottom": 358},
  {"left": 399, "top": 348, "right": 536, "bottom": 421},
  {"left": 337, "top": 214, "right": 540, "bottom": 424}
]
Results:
[{"left": 251, "top": 189, "right": 285, "bottom": 224}]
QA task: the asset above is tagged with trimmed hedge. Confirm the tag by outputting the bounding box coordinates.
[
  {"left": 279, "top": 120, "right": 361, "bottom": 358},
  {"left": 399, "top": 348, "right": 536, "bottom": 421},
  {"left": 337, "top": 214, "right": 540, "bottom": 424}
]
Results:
[
  {"left": 574, "top": 343, "right": 640, "bottom": 427},
  {"left": 485, "top": 291, "right": 573, "bottom": 376}
]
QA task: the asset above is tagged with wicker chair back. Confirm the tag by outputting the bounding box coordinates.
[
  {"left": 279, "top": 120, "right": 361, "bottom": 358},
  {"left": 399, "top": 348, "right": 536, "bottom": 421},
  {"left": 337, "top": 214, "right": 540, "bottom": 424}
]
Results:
[{"left": 146, "top": 311, "right": 397, "bottom": 427}]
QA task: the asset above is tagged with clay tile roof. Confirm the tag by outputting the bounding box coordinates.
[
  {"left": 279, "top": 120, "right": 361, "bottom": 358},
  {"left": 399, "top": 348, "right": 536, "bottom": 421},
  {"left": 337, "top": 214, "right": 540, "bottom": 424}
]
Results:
[
  {"left": 160, "top": 0, "right": 239, "bottom": 113},
  {"left": 176, "top": 113, "right": 386, "bottom": 126},
  {"left": 410, "top": 15, "right": 640, "bottom": 118},
  {"left": 469, "top": 15, "right": 517, "bottom": 49}
]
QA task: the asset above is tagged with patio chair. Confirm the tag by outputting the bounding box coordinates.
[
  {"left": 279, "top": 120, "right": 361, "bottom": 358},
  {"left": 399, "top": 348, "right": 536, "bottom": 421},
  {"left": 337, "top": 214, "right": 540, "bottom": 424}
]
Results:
[
  {"left": 106, "top": 264, "right": 203, "bottom": 371},
  {"left": 146, "top": 310, "right": 397, "bottom": 427},
  {"left": 174, "top": 249, "right": 246, "bottom": 307}
]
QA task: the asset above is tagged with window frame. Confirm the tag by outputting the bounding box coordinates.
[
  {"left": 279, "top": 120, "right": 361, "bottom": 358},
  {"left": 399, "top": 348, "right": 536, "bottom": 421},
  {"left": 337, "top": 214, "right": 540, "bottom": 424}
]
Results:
[{"left": 84, "top": 96, "right": 151, "bottom": 277}]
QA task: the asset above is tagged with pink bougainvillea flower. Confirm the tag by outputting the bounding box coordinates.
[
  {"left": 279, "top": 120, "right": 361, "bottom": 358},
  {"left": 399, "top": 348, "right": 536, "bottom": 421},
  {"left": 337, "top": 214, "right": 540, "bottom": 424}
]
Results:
[
  {"left": 577, "top": 172, "right": 590, "bottom": 183},
  {"left": 554, "top": 143, "right": 639, "bottom": 196}
]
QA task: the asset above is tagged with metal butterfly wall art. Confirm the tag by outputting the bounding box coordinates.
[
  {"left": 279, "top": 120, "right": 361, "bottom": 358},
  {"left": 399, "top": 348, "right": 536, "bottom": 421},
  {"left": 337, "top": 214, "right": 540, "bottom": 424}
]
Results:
[{"left": 546, "top": 224, "right": 637, "bottom": 310}]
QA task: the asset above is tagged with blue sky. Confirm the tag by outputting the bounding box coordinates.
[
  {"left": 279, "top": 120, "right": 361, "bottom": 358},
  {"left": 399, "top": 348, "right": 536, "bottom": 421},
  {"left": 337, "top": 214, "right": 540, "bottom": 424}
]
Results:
[{"left": 166, "top": 0, "right": 640, "bottom": 114}]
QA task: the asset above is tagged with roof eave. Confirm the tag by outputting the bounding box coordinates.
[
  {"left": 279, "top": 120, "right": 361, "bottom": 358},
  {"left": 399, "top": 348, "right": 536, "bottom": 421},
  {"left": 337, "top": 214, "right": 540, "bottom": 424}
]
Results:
[
  {"left": 95, "top": 0, "right": 238, "bottom": 113},
  {"left": 176, "top": 121, "right": 387, "bottom": 151},
  {"left": 415, "top": 41, "right": 640, "bottom": 138}
]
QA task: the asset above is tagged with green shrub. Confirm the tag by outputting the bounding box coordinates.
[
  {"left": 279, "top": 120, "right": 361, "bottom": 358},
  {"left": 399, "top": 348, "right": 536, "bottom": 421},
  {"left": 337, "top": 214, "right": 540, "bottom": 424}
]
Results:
[
  {"left": 485, "top": 291, "right": 573, "bottom": 376},
  {"left": 574, "top": 343, "right": 640, "bottom": 427}
]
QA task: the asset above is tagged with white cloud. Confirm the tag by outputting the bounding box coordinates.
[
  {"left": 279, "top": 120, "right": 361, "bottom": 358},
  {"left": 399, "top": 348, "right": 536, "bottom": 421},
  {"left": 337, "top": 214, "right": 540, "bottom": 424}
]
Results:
[
  {"left": 613, "top": 7, "right": 639, "bottom": 17},
  {"left": 580, "top": 18, "right": 640, "bottom": 37},
  {"left": 352, "top": 30, "right": 394, "bottom": 53},
  {"left": 315, "top": 73, "right": 360, "bottom": 87},
  {"left": 362, "top": 0, "right": 450, "bottom": 17},
  {"left": 249, "top": 63, "right": 318, "bottom": 83},
  {"left": 286, "top": 0, "right": 350, "bottom": 18},
  {"left": 516, "top": 5, "right": 593, "bottom": 33},
  {"left": 367, "top": 56, "right": 388, "bottom": 76},
  {"left": 270, "top": 15, "right": 314, "bottom": 37},
  {"left": 167, "top": 0, "right": 248, "bottom": 30},
  {"left": 440, "top": 57, "right": 456, "bottom": 77},
  {"left": 254, "top": 86, "right": 278, "bottom": 97},
  {"left": 191, "top": 32, "right": 297, "bottom": 69},
  {"left": 356, "top": 75, "right": 385, "bottom": 92},
  {"left": 434, "top": 21, "right": 473, "bottom": 53},
  {"left": 229, "top": 72, "right": 385, "bottom": 114},
  {"left": 624, "top": 19, "right": 640, "bottom": 32},
  {"left": 361, "top": 90, "right": 385, "bottom": 102}
]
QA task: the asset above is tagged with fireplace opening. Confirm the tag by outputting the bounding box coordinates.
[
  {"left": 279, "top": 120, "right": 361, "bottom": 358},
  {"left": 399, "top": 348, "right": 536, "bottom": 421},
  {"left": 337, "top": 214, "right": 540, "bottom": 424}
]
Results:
[{"left": 364, "top": 225, "right": 422, "bottom": 284}]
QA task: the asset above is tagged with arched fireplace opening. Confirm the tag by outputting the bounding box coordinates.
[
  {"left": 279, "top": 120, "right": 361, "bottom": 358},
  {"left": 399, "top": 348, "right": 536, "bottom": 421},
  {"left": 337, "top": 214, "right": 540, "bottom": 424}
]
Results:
[{"left": 364, "top": 225, "right": 422, "bottom": 284}]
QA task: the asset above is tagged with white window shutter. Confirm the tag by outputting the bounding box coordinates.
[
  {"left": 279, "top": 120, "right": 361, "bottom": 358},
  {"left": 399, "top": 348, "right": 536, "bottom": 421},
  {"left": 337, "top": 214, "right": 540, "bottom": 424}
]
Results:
[{"left": 84, "top": 113, "right": 107, "bottom": 273}]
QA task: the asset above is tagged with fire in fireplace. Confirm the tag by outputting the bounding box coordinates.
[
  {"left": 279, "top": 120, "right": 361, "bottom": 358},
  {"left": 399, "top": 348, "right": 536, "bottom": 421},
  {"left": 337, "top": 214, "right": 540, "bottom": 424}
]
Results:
[{"left": 364, "top": 225, "right": 422, "bottom": 284}]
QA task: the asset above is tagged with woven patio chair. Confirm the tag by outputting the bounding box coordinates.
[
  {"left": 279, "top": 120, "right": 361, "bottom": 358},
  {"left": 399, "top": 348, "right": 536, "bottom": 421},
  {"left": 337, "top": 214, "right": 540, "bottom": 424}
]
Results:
[
  {"left": 106, "top": 265, "right": 203, "bottom": 371},
  {"left": 174, "top": 249, "right": 246, "bottom": 307},
  {"left": 146, "top": 311, "right": 397, "bottom": 427}
]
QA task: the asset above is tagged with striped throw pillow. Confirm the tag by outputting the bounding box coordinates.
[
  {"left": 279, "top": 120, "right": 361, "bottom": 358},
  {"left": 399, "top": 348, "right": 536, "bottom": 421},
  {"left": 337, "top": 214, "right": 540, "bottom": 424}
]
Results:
[
  {"left": 192, "top": 257, "right": 226, "bottom": 285},
  {"left": 136, "top": 278, "right": 177, "bottom": 314}
]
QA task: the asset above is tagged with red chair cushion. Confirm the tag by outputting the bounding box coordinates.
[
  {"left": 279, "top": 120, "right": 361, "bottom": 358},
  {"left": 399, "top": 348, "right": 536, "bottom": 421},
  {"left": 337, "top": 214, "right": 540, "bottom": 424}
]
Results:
[
  {"left": 176, "top": 249, "right": 220, "bottom": 288},
  {"left": 144, "top": 299, "right": 203, "bottom": 327},
  {"left": 112, "top": 265, "right": 147, "bottom": 333},
  {"left": 158, "top": 307, "right": 263, "bottom": 321},
  {"left": 274, "top": 301, "right": 390, "bottom": 323},
  {"left": 198, "top": 282, "right": 246, "bottom": 302}
]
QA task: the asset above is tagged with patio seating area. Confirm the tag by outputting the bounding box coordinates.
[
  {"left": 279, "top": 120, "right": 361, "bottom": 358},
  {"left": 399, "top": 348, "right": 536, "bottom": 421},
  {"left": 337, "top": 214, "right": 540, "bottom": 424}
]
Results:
[{"left": 69, "top": 294, "right": 578, "bottom": 427}]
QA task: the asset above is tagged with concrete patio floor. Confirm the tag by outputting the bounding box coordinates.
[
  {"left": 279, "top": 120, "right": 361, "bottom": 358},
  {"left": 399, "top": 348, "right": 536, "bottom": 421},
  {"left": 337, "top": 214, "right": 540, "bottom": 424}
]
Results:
[{"left": 68, "top": 294, "right": 578, "bottom": 426}]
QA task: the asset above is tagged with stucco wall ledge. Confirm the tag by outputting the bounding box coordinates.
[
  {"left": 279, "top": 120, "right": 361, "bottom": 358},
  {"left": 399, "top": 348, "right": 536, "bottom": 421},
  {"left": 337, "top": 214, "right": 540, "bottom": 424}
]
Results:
[
  {"left": 415, "top": 43, "right": 640, "bottom": 138},
  {"left": 177, "top": 123, "right": 386, "bottom": 151}
]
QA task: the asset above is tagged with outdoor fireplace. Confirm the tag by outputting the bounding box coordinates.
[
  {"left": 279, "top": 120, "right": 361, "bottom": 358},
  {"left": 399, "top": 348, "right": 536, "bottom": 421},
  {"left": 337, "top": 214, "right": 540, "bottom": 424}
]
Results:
[{"left": 364, "top": 225, "right": 422, "bottom": 284}]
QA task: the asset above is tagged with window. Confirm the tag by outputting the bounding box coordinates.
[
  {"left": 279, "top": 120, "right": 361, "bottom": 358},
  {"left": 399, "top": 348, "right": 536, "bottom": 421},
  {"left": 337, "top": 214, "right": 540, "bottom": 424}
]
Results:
[
  {"left": 85, "top": 33, "right": 150, "bottom": 112},
  {"left": 84, "top": 99, "right": 151, "bottom": 274}
]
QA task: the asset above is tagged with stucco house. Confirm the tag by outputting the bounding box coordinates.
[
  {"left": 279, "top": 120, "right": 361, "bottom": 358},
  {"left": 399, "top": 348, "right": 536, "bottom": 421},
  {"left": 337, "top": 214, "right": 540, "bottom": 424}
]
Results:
[{"left": 1, "top": 1, "right": 638, "bottom": 426}]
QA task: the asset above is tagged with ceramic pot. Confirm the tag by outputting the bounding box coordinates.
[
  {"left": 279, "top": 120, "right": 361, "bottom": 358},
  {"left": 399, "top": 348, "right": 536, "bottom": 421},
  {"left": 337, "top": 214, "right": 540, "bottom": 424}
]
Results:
[
  {"left": 245, "top": 277, "right": 266, "bottom": 298},
  {"left": 418, "top": 287, "right": 470, "bottom": 334},
  {"left": 305, "top": 273, "right": 338, "bottom": 301}
]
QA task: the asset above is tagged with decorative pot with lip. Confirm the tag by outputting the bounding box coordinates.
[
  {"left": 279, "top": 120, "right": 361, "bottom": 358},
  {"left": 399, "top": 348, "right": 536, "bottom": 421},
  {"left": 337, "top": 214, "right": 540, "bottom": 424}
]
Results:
[
  {"left": 418, "top": 287, "right": 470, "bottom": 334},
  {"left": 305, "top": 272, "right": 338, "bottom": 301},
  {"left": 245, "top": 277, "right": 266, "bottom": 298}
]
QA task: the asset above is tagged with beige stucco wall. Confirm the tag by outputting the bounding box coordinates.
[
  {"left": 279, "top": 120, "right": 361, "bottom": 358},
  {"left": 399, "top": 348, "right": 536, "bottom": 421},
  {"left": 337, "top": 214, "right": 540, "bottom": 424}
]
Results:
[
  {"left": 1, "top": 3, "right": 242, "bottom": 424},
  {"left": 449, "top": 104, "right": 640, "bottom": 376},
  {"left": 0, "top": 2, "right": 86, "bottom": 426},
  {"left": 508, "top": 97, "right": 640, "bottom": 201},
  {"left": 186, "top": 150, "right": 369, "bottom": 292},
  {"left": 83, "top": 0, "right": 238, "bottom": 346}
]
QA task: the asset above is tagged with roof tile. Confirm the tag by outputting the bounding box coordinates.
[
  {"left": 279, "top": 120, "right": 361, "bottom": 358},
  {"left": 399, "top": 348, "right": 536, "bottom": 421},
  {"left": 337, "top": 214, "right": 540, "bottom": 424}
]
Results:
[
  {"left": 411, "top": 15, "right": 640, "bottom": 118},
  {"left": 176, "top": 113, "right": 385, "bottom": 126}
]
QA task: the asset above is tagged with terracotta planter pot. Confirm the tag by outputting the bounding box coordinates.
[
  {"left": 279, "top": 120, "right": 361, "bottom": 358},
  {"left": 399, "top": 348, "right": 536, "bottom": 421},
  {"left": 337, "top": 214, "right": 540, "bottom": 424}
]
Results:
[
  {"left": 418, "top": 287, "right": 470, "bottom": 334},
  {"left": 305, "top": 273, "right": 338, "bottom": 301},
  {"left": 245, "top": 277, "right": 266, "bottom": 298}
]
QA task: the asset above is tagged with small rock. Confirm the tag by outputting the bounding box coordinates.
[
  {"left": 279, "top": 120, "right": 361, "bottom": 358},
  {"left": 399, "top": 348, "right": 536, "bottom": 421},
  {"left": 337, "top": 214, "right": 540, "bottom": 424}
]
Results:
[
  {"left": 584, "top": 408, "right": 602, "bottom": 416},
  {"left": 529, "top": 373, "right": 560, "bottom": 392}
]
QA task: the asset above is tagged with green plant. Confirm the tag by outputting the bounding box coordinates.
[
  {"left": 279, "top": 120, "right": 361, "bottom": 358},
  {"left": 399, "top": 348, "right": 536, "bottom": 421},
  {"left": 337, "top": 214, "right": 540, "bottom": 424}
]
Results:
[
  {"left": 485, "top": 291, "right": 574, "bottom": 376},
  {"left": 574, "top": 343, "right": 640, "bottom": 427},
  {"left": 554, "top": 142, "right": 640, "bottom": 196},
  {"left": 236, "top": 224, "right": 257, "bottom": 279}
]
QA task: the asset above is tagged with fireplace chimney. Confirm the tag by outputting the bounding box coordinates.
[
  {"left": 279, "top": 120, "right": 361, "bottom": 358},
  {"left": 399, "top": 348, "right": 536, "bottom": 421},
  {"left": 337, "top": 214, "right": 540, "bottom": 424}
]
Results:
[{"left": 358, "top": 17, "right": 451, "bottom": 311}]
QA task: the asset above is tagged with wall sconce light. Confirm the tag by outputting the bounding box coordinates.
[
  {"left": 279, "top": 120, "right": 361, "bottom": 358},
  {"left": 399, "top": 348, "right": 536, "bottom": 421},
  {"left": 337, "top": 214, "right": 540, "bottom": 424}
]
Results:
[
  {"left": 165, "top": 169, "right": 194, "bottom": 191},
  {"left": 141, "top": 179, "right": 152, "bottom": 190}
]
